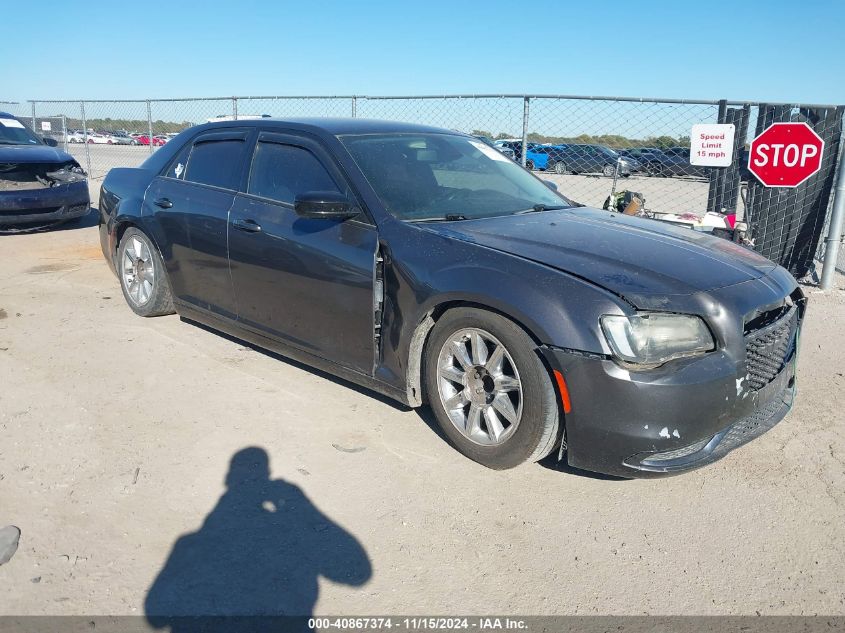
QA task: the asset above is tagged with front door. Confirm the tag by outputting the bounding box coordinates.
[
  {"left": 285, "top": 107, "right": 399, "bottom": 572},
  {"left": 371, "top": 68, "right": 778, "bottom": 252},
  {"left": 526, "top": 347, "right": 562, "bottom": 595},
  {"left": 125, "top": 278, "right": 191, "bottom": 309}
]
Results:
[{"left": 227, "top": 132, "right": 377, "bottom": 374}]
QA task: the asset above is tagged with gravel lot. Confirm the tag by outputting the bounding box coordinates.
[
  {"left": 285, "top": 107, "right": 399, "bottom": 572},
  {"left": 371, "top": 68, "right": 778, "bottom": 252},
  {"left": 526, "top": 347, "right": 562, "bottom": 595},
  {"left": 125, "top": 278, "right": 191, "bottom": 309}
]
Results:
[{"left": 1, "top": 207, "right": 844, "bottom": 618}]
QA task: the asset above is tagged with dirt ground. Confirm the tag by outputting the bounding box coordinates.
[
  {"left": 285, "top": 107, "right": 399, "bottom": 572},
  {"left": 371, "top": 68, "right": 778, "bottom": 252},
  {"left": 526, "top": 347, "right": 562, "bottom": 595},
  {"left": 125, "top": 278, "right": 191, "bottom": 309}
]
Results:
[{"left": 1, "top": 211, "right": 844, "bottom": 618}]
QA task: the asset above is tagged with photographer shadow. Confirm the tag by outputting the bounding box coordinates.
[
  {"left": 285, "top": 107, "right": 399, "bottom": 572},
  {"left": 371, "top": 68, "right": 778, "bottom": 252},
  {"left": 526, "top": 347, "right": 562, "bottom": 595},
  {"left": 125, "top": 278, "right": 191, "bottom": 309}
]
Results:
[{"left": 145, "top": 447, "right": 371, "bottom": 632}]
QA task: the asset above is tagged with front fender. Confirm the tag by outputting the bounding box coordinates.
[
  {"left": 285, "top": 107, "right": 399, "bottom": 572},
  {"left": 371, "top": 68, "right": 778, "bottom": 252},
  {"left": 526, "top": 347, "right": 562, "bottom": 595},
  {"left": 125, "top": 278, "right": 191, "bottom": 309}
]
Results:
[{"left": 376, "top": 222, "right": 630, "bottom": 400}]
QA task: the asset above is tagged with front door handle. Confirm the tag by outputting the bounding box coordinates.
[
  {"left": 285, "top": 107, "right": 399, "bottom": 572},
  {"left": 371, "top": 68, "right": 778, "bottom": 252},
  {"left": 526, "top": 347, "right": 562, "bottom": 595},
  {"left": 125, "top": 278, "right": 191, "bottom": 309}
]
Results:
[
  {"left": 153, "top": 197, "right": 173, "bottom": 209},
  {"left": 233, "top": 218, "right": 262, "bottom": 233}
]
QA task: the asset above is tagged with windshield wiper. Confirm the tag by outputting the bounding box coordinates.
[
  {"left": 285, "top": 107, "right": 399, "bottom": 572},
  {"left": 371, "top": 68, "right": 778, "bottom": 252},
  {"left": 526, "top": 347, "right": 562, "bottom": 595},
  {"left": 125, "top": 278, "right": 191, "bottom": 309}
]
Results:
[
  {"left": 514, "top": 204, "right": 572, "bottom": 215},
  {"left": 410, "top": 214, "right": 470, "bottom": 222}
]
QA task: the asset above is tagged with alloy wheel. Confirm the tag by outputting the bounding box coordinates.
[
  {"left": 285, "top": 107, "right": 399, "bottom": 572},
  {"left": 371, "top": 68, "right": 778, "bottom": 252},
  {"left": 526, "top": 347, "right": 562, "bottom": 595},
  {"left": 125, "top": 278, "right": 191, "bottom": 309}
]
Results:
[
  {"left": 436, "top": 328, "right": 523, "bottom": 446},
  {"left": 121, "top": 236, "right": 155, "bottom": 306}
]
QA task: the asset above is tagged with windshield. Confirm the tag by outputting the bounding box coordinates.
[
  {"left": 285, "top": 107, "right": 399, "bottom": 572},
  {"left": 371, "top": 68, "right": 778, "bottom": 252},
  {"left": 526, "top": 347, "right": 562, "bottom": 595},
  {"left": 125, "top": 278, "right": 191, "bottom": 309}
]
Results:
[
  {"left": 0, "top": 116, "right": 42, "bottom": 146},
  {"left": 340, "top": 133, "right": 573, "bottom": 221}
]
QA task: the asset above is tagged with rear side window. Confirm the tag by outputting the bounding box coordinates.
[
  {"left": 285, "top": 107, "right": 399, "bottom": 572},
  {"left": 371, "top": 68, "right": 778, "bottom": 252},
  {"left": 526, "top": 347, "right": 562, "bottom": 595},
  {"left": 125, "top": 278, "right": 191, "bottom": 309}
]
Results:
[
  {"left": 247, "top": 142, "right": 340, "bottom": 205},
  {"left": 184, "top": 140, "right": 246, "bottom": 190}
]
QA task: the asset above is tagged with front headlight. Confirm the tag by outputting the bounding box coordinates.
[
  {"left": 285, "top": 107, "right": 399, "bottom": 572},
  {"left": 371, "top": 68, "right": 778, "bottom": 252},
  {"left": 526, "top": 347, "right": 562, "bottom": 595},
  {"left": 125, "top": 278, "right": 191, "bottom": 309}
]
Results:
[{"left": 600, "top": 313, "right": 714, "bottom": 367}]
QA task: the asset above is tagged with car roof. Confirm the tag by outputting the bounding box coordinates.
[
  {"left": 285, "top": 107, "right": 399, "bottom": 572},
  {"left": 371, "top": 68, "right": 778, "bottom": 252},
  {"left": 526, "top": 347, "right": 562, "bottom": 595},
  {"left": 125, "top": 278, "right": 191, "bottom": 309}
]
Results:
[{"left": 196, "top": 117, "right": 459, "bottom": 137}]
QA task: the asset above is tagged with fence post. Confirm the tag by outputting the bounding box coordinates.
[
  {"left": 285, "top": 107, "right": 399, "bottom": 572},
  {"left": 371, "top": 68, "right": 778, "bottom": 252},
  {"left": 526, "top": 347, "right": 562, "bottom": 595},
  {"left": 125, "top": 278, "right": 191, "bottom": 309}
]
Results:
[
  {"left": 146, "top": 100, "right": 154, "bottom": 154},
  {"left": 521, "top": 97, "right": 530, "bottom": 168},
  {"left": 30, "top": 102, "right": 37, "bottom": 132},
  {"left": 233, "top": 97, "right": 238, "bottom": 121},
  {"left": 351, "top": 96, "right": 357, "bottom": 118},
  {"left": 80, "top": 102, "right": 92, "bottom": 178},
  {"left": 62, "top": 114, "right": 68, "bottom": 153},
  {"left": 820, "top": 141, "right": 845, "bottom": 290}
]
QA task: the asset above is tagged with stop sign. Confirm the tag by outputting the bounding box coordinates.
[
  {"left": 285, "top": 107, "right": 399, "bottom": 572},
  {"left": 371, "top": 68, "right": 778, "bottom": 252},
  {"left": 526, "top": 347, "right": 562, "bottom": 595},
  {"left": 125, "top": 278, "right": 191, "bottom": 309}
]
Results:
[{"left": 748, "top": 122, "right": 825, "bottom": 187}]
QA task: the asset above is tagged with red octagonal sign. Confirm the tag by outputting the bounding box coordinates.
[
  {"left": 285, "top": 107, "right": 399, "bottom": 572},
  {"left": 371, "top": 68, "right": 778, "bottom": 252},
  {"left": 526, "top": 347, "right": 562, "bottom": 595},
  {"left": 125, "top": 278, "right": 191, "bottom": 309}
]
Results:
[{"left": 748, "top": 122, "right": 825, "bottom": 188}]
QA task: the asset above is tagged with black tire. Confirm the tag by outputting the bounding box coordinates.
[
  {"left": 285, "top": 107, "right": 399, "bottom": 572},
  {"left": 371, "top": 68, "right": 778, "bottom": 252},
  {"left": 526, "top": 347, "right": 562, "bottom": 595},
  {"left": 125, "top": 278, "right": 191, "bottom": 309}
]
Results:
[
  {"left": 525, "top": 159, "right": 535, "bottom": 171},
  {"left": 647, "top": 162, "right": 664, "bottom": 177},
  {"left": 424, "top": 308, "right": 561, "bottom": 469},
  {"left": 117, "top": 227, "right": 175, "bottom": 317},
  {"left": 551, "top": 161, "right": 567, "bottom": 175},
  {"left": 602, "top": 164, "right": 616, "bottom": 177}
]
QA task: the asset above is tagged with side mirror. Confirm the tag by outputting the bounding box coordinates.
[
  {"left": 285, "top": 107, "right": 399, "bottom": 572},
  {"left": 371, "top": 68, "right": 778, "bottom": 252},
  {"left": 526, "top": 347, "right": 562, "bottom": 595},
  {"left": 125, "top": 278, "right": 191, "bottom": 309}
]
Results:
[
  {"left": 43, "top": 137, "right": 58, "bottom": 147},
  {"left": 543, "top": 180, "right": 558, "bottom": 191},
  {"left": 293, "top": 191, "right": 357, "bottom": 220}
]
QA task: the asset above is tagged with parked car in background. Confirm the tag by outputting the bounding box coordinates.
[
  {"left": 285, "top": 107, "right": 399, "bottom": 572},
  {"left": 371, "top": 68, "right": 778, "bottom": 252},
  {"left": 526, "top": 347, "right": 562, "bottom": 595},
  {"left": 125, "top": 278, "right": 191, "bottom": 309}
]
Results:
[
  {"left": 135, "top": 134, "right": 167, "bottom": 146},
  {"left": 493, "top": 140, "right": 548, "bottom": 169},
  {"left": 98, "top": 117, "right": 804, "bottom": 477},
  {"left": 86, "top": 133, "right": 117, "bottom": 144},
  {"left": 540, "top": 144, "right": 637, "bottom": 176},
  {"left": 618, "top": 147, "right": 699, "bottom": 177},
  {"left": 473, "top": 135, "right": 515, "bottom": 161},
  {"left": 108, "top": 131, "right": 139, "bottom": 145},
  {"left": 663, "top": 146, "right": 708, "bottom": 177},
  {"left": 153, "top": 135, "right": 169, "bottom": 145},
  {"left": 0, "top": 112, "right": 89, "bottom": 231},
  {"left": 67, "top": 130, "right": 86, "bottom": 143}
]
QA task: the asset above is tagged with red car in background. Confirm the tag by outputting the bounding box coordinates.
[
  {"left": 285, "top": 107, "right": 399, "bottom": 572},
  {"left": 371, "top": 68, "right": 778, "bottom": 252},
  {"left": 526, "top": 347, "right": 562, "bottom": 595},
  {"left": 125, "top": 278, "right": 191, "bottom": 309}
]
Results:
[{"left": 135, "top": 135, "right": 167, "bottom": 147}]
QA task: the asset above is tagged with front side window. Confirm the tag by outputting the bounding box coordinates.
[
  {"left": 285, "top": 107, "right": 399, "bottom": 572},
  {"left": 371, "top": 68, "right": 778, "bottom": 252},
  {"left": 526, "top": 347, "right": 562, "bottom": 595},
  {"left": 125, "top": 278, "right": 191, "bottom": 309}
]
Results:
[
  {"left": 341, "top": 133, "right": 573, "bottom": 221},
  {"left": 183, "top": 140, "right": 246, "bottom": 190},
  {"left": 247, "top": 142, "right": 340, "bottom": 205}
]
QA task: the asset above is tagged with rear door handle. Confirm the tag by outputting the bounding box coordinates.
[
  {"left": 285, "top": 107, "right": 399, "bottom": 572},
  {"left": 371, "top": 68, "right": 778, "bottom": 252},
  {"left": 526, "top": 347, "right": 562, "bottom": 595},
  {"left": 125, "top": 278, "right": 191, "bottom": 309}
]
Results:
[
  {"left": 153, "top": 197, "right": 173, "bottom": 209},
  {"left": 233, "top": 218, "right": 262, "bottom": 233}
]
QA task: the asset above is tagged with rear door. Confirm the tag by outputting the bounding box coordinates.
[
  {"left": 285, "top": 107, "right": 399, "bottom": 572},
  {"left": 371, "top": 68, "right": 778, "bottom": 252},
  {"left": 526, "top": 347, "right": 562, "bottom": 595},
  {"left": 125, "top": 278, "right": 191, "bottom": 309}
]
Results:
[
  {"left": 227, "top": 131, "right": 378, "bottom": 373},
  {"left": 145, "top": 129, "right": 251, "bottom": 319}
]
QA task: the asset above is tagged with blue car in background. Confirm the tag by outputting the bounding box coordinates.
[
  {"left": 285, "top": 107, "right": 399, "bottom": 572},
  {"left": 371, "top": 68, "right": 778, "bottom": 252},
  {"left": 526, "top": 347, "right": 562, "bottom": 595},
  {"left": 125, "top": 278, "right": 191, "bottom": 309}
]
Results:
[
  {"left": 528, "top": 144, "right": 638, "bottom": 176},
  {"left": 493, "top": 140, "right": 550, "bottom": 170}
]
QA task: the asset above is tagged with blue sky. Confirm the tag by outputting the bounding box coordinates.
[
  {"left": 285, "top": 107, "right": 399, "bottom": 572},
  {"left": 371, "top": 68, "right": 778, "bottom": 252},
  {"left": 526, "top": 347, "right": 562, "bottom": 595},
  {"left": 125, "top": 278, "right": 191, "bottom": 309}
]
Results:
[{"left": 2, "top": 0, "right": 843, "bottom": 103}]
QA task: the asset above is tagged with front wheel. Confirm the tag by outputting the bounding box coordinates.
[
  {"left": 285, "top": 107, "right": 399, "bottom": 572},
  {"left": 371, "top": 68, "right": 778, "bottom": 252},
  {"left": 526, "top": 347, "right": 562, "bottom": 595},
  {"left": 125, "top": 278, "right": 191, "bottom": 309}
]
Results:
[
  {"left": 602, "top": 164, "right": 616, "bottom": 177},
  {"left": 552, "top": 161, "right": 567, "bottom": 175},
  {"left": 525, "top": 159, "right": 535, "bottom": 170},
  {"left": 118, "top": 228, "right": 175, "bottom": 317},
  {"left": 424, "top": 308, "right": 561, "bottom": 469}
]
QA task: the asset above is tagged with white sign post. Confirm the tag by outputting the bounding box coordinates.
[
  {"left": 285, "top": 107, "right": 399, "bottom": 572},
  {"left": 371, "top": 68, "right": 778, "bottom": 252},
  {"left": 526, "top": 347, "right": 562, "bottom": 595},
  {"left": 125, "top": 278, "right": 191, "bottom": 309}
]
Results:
[
  {"left": 690, "top": 123, "right": 735, "bottom": 167},
  {"left": 40, "top": 121, "right": 52, "bottom": 132}
]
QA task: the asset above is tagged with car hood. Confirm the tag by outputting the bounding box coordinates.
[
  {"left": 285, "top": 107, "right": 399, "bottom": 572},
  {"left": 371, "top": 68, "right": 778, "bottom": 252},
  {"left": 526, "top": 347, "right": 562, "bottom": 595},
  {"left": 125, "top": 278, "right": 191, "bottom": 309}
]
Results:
[
  {"left": 0, "top": 144, "right": 77, "bottom": 165},
  {"left": 417, "top": 207, "right": 778, "bottom": 306}
]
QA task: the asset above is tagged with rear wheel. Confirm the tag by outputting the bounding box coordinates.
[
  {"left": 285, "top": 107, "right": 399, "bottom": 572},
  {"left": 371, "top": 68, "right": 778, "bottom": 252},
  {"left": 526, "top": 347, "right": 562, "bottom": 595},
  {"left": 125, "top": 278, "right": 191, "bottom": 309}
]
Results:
[
  {"left": 117, "top": 228, "right": 175, "bottom": 317},
  {"left": 602, "top": 164, "right": 616, "bottom": 177},
  {"left": 424, "top": 308, "right": 561, "bottom": 469},
  {"left": 552, "top": 161, "right": 567, "bottom": 175},
  {"left": 525, "top": 159, "right": 535, "bottom": 170}
]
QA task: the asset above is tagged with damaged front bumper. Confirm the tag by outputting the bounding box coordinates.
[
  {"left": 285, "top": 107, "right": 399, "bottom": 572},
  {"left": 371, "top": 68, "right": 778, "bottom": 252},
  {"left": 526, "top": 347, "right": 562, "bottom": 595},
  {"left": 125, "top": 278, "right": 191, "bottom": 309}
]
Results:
[
  {"left": 540, "top": 285, "right": 803, "bottom": 478},
  {"left": 0, "top": 180, "right": 90, "bottom": 227},
  {"left": 542, "top": 344, "right": 797, "bottom": 478}
]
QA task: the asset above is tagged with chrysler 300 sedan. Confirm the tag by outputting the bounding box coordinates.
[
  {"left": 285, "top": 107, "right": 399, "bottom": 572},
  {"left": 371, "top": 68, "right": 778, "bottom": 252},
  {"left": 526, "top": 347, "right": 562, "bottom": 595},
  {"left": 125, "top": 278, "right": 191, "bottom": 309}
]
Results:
[{"left": 98, "top": 118, "right": 804, "bottom": 477}]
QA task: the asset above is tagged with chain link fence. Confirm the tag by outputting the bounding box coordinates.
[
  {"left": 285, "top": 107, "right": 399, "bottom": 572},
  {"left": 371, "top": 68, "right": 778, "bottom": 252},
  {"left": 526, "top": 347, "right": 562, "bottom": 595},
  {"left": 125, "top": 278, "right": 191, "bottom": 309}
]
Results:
[{"left": 5, "top": 95, "right": 844, "bottom": 276}]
